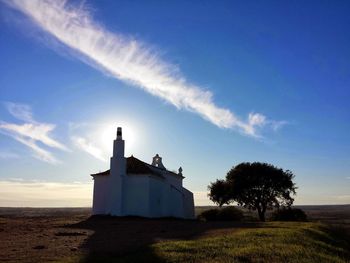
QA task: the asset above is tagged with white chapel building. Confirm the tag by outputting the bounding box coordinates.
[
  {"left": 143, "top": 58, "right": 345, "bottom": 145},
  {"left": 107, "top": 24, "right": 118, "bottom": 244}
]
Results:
[{"left": 91, "top": 127, "right": 195, "bottom": 219}]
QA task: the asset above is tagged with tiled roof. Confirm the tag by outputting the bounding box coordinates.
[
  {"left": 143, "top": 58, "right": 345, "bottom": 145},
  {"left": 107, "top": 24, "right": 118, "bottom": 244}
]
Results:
[
  {"left": 149, "top": 162, "right": 185, "bottom": 178},
  {"left": 126, "top": 156, "right": 160, "bottom": 175},
  {"left": 91, "top": 156, "right": 183, "bottom": 179}
]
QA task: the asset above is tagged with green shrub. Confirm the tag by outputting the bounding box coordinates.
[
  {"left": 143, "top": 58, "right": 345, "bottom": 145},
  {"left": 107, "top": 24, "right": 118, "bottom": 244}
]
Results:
[
  {"left": 217, "top": 207, "right": 244, "bottom": 221},
  {"left": 198, "top": 207, "right": 243, "bottom": 221},
  {"left": 271, "top": 207, "right": 307, "bottom": 221},
  {"left": 198, "top": 208, "right": 219, "bottom": 221}
]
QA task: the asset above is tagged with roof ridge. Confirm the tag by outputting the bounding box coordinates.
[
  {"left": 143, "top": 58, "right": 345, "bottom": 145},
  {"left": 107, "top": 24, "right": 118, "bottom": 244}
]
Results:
[{"left": 91, "top": 155, "right": 183, "bottom": 178}]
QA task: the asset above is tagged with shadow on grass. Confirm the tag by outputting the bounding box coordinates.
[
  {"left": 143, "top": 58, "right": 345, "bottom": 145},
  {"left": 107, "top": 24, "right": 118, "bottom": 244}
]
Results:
[
  {"left": 68, "top": 216, "right": 260, "bottom": 263},
  {"left": 302, "top": 224, "right": 350, "bottom": 259}
]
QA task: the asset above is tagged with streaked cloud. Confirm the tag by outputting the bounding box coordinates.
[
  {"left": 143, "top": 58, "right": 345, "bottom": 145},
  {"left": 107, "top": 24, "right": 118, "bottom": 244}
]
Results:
[
  {"left": 0, "top": 179, "right": 92, "bottom": 207},
  {"left": 71, "top": 136, "right": 107, "bottom": 162},
  {"left": 69, "top": 121, "right": 139, "bottom": 162},
  {"left": 0, "top": 122, "right": 67, "bottom": 151},
  {"left": 3, "top": 101, "right": 34, "bottom": 122},
  {"left": 69, "top": 122, "right": 110, "bottom": 162},
  {"left": 4, "top": 0, "right": 284, "bottom": 137},
  {"left": 0, "top": 102, "right": 68, "bottom": 164}
]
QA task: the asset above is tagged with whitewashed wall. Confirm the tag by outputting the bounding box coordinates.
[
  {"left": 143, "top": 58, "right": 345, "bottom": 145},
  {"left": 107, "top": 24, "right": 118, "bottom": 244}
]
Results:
[
  {"left": 182, "top": 188, "right": 195, "bottom": 219},
  {"left": 124, "top": 175, "right": 150, "bottom": 217},
  {"left": 92, "top": 176, "right": 109, "bottom": 214},
  {"left": 149, "top": 176, "right": 167, "bottom": 217},
  {"left": 165, "top": 173, "right": 182, "bottom": 188}
]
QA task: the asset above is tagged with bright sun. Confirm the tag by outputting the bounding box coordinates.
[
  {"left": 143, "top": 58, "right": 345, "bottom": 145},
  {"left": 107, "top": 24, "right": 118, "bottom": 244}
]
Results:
[{"left": 99, "top": 122, "right": 137, "bottom": 155}]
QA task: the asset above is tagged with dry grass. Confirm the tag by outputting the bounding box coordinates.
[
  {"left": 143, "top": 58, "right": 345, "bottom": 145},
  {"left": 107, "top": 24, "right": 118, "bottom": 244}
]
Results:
[
  {"left": 84, "top": 222, "right": 350, "bottom": 263},
  {"left": 0, "top": 206, "right": 349, "bottom": 263}
]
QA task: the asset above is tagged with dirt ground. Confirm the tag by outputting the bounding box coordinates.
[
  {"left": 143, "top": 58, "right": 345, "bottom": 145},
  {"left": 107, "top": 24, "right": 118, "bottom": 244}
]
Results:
[
  {"left": 0, "top": 205, "right": 349, "bottom": 263},
  {"left": 0, "top": 208, "right": 256, "bottom": 263},
  {"left": 0, "top": 208, "right": 89, "bottom": 262}
]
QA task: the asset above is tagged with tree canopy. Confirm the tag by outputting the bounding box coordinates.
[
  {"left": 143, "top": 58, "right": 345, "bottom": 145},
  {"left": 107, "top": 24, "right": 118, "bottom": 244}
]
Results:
[{"left": 208, "top": 162, "right": 297, "bottom": 221}]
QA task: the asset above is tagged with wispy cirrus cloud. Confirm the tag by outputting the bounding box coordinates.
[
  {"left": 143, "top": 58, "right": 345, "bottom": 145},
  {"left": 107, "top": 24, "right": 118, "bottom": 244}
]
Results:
[
  {"left": 71, "top": 136, "right": 107, "bottom": 162},
  {"left": 0, "top": 102, "right": 68, "bottom": 164},
  {"left": 3, "top": 101, "right": 34, "bottom": 122},
  {"left": 69, "top": 122, "right": 118, "bottom": 162},
  {"left": 69, "top": 122, "right": 140, "bottom": 162},
  {"left": 3, "top": 0, "right": 285, "bottom": 137}
]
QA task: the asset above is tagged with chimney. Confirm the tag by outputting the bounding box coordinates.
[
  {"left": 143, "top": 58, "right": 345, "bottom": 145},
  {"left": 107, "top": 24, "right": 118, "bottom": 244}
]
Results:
[
  {"left": 116, "top": 127, "right": 122, "bottom": 140},
  {"left": 113, "top": 127, "right": 125, "bottom": 158}
]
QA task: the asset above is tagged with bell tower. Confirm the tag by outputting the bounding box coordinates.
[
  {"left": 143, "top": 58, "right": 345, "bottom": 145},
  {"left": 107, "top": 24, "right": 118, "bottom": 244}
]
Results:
[{"left": 152, "top": 154, "right": 166, "bottom": 169}]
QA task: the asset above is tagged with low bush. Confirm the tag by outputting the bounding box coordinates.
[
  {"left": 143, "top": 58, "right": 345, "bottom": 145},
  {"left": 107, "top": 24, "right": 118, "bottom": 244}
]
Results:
[
  {"left": 198, "top": 208, "right": 219, "bottom": 221},
  {"left": 217, "top": 207, "right": 244, "bottom": 221},
  {"left": 198, "top": 206, "right": 243, "bottom": 221},
  {"left": 271, "top": 207, "right": 308, "bottom": 222}
]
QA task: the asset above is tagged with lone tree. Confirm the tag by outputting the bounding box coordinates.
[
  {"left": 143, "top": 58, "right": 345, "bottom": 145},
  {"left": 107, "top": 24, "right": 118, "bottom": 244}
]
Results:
[{"left": 208, "top": 162, "right": 296, "bottom": 221}]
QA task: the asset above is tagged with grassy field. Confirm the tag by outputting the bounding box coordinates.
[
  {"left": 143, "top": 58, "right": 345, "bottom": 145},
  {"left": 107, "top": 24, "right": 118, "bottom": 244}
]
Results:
[
  {"left": 1, "top": 206, "right": 349, "bottom": 263},
  {"left": 83, "top": 222, "right": 349, "bottom": 263}
]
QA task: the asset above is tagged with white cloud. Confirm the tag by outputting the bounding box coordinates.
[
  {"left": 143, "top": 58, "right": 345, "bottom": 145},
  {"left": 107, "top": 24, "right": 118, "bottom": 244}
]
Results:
[
  {"left": 71, "top": 136, "right": 107, "bottom": 162},
  {"left": 248, "top": 112, "right": 266, "bottom": 127},
  {"left": 13, "top": 134, "right": 60, "bottom": 164},
  {"left": 0, "top": 179, "right": 93, "bottom": 207},
  {"left": 3, "top": 101, "right": 34, "bottom": 122},
  {"left": 0, "top": 122, "right": 67, "bottom": 151},
  {"left": 4, "top": 0, "right": 284, "bottom": 137},
  {"left": 69, "top": 122, "right": 139, "bottom": 162},
  {"left": 0, "top": 102, "right": 68, "bottom": 164}
]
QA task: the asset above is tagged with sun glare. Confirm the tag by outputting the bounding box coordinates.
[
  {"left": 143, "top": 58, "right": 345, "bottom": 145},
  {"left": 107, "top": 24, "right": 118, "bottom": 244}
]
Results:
[{"left": 99, "top": 122, "right": 138, "bottom": 156}]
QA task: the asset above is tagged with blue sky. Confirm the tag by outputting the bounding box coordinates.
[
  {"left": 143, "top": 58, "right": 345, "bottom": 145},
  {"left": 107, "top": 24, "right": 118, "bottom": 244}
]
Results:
[{"left": 0, "top": 0, "right": 349, "bottom": 206}]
